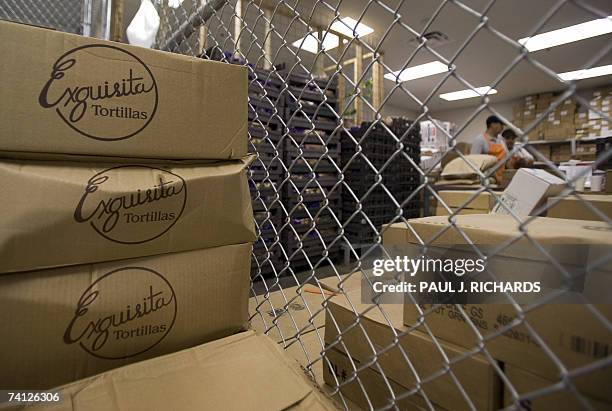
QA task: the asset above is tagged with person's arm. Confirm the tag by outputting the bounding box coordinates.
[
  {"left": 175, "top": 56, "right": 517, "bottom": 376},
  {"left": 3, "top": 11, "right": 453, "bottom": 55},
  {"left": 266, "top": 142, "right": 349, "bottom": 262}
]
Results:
[
  {"left": 471, "top": 136, "right": 487, "bottom": 154},
  {"left": 520, "top": 147, "right": 535, "bottom": 166}
]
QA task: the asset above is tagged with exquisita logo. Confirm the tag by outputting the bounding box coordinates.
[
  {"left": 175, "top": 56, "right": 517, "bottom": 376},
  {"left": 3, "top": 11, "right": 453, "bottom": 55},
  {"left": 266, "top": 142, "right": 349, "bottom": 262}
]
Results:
[
  {"left": 74, "top": 166, "right": 187, "bottom": 244},
  {"left": 38, "top": 44, "right": 158, "bottom": 141},
  {"left": 64, "top": 267, "right": 177, "bottom": 360}
]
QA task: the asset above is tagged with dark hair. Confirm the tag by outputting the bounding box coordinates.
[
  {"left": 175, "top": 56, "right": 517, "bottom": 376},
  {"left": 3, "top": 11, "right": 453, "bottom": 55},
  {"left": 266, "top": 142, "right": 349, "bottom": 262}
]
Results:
[
  {"left": 502, "top": 129, "right": 517, "bottom": 139},
  {"left": 486, "top": 115, "right": 504, "bottom": 128}
]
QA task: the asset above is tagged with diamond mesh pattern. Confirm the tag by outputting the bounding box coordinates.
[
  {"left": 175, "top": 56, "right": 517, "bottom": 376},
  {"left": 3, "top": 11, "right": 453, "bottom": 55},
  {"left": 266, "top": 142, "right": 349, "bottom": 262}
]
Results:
[{"left": 3, "top": 1, "right": 612, "bottom": 409}]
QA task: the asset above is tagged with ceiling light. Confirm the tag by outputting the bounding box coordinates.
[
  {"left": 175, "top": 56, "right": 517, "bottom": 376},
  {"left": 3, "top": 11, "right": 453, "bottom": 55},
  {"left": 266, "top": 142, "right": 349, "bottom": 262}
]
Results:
[
  {"left": 439, "top": 86, "right": 497, "bottom": 101},
  {"left": 558, "top": 64, "right": 612, "bottom": 81},
  {"left": 291, "top": 16, "right": 374, "bottom": 54},
  {"left": 330, "top": 17, "right": 374, "bottom": 38},
  {"left": 384, "top": 61, "right": 448, "bottom": 82},
  {"left": 291, "top": 32, "right": 339, "bottom": 54},
  {"left": 519, "top": 15, "right": 612, "bottom": 52}
]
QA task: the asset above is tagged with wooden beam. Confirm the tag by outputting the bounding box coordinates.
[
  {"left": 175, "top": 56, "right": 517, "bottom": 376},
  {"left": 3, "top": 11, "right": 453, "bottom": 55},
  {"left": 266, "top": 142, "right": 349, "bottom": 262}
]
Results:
[
  {"left": 110, "top": 0, "right": 123, "bottom": 42},
  {"left": 263, "top": 8, "right": 273, "bottom": 69},
  {"left": 234, "top": 0, "right": 242, "bottom": 56},
  {"left": 336, "top": 36, "right": 346, "bottom": 122},
  {"left": 354, "top": 43, "right": 363, "bottom": 125},
  {"left": 372, "top": 52, "right": 383, "bottom": 114},
  {"left": 198, "top": 0, "right": 208, "bottom": 54}
]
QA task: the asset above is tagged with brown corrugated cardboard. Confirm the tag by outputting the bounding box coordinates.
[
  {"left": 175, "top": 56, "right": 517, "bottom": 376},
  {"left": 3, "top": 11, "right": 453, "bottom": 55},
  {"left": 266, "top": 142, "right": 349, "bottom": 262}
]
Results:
[
  {"left": 383, "top": 214, "right": 612, "bottom": 248},
  {"left": 402, "top": 303, "right": 612, "bottom": 402},
  {"left": 0, "top": 157, "right": 256, "bottom": 273},
  {"left": 324, "top": 348, "right": 443, "bottom": 411},
  {"left": 503, "top": 365, "right": 611, "bottom": 411},
  {"left": 0, "top": 243, "right": 252, "bottom": 389},
  {"left": 547, "top": 195, "right": 612, "bottom": 221},
  {"left": 325, "top": 289, "right": 501, "bottom": 411},
  {"left": 0, "top": 20, "right": 247, "bottom": 160},
  {"left": 249, "top": 283, "right": 328, "bottom": 342},
  {"left": 319, "top": 273, "right": 364, "bottom": 294},
  {"left": 438, "top": 190, "right": 495, "bottom": 210},
  {"left": 383, "top": 215, "right": 612, "bottom": 402},
  {"left": 7, "top": 331, "right": 337, "bottom": 411},
  {"left": 492, "top": 168, "right": 565, "bottom": 217},
  {"left": 435, "top": 206, "right": 488, "bottom": 216}
]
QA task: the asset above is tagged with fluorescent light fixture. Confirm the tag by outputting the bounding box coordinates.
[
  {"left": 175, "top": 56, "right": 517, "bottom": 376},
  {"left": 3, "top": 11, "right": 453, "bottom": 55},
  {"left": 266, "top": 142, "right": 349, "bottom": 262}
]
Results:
[
  {"left": 439, "top": 86, "right": 497, "bottom": 101},
  {"left": 330, "top": 17, "right": 374, "bottom": 38},
  {"left": 558, "top": 64, "right": 612, "bottom": 81},
  {"left": 291, "top": 32, "right": 339, "bottom": 54},
  {"left": 519, "top": 15, "right": 612, "bottom": 52},
  {"left": 291, "top": 17, "right": 374, "bottom": 54},
  {"left": 384, "top": 61, "right": 448, "bottom": 82}
]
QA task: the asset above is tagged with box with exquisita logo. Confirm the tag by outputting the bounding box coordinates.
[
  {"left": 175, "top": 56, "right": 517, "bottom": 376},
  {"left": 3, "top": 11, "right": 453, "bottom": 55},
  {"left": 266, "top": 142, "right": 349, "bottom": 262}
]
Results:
[
  {"left": 0, "top": 20, "right": 247, "bottom": 160},
  {"left": 0, "top": 243, "right": 252, "bottom": 389},
  {"left": 0, "top": 157, "right": 256, "bottom": 273}
]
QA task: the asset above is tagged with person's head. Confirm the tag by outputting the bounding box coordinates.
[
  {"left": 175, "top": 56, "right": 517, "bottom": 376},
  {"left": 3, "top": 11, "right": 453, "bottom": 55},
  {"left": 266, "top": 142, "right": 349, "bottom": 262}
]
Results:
[
  {"left": 486, "top": 115, "right": 504, "bottom": 137},
  {"left": 502, "top": 129, "right": 517, "bottom": 150}
]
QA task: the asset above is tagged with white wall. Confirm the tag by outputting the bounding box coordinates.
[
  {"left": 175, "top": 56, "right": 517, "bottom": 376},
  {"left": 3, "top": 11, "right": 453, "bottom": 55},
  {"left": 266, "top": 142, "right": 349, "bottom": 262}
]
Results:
[
  {"left": 381, "top": 104, "right": 419, "bottom": 119},
  {"left": 430, "top": 99, "right": 519, "bottom": 144}
]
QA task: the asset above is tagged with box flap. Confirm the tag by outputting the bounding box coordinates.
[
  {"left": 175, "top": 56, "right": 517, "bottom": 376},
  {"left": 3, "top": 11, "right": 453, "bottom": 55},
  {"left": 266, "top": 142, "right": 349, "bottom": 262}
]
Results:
[{"left": 24, "top": 331, "right": 336, "bottom": 411}]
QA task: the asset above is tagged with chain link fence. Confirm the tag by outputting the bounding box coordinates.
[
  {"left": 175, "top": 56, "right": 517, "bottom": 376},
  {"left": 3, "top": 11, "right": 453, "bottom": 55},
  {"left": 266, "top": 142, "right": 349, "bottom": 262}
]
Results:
[
  {"left": 0, "top": 0, "right": 84, "bottom": 34},
  {"left": 4, "top": 0, "right": 612, "bottom": 409}
]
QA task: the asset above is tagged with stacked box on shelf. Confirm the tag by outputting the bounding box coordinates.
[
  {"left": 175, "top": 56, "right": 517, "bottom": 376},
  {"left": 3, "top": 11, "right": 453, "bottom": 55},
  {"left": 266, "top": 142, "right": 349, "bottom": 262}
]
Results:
[
  {"left": 248, "top": 67, "right": 286, "bottom": 277},
  {"left": 341, "top": 119, "right": 421, "bottom": 244},
  {"left": 587, "top": 87, "right": 612, "bottom": 137},
  {"left": 282, "top": 128, "right": 343, "bottom": 268}
]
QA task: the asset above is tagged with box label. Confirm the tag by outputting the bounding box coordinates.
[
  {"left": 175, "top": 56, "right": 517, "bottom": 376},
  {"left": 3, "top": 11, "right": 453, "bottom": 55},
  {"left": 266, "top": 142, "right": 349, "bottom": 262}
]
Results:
[
  {"left": 39, "top": 45, "right": 158, "bottom": 141},
  {"left": 63, "top": 266, "right": 177, "bottom": 359},
  {"left": 73, "top": 166, "right": 187, "bottom": 244}
]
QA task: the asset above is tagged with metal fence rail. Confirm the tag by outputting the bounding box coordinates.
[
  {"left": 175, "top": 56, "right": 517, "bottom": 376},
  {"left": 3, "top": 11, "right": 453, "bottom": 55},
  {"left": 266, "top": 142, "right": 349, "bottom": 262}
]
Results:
[{"left": 4, "top": 0, "right": 612, "bottom": 410}]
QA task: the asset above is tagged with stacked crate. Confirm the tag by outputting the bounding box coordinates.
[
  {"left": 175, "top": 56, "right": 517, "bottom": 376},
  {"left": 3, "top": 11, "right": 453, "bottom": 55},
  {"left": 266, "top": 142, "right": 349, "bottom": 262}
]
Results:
[
  {"left": 341, "top": 119, "right": 421, "bottom": 245},
  {"left": 248, "top": 68, "right": 285, "bottom": 277},
  {"left": 282, "top": 74, "right": 342, "bottom": 268}
]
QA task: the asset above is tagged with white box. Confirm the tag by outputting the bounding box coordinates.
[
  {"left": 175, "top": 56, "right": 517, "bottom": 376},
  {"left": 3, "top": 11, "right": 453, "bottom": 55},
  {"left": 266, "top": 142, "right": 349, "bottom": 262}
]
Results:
[{"left": 492, "top": 169, "right": 565, "bottom": 217}]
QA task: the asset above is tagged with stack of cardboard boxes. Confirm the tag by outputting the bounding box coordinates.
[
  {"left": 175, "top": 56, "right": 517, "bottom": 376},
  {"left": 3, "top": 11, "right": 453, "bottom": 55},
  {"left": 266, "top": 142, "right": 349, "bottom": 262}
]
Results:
[
  {"left": 513, "top": 93, "right": 579, "bottom": 141},
  {"left": 513, "top": 94, "right": 544, "bottom": 140},
  {"left": 323, "top": 215, "right": 611, "bottom": 409},
  {"left": 513, "top": 87, "right": 611, "bottom": 143},
  {"left": 542, "top": 97, "right": 577, "bottom": 141},
  {"left": 0, "top": 19, "right": 256, "bottom": 390},
  {"left": 586, "top": 87, "right": 612, "bottom": 137}
]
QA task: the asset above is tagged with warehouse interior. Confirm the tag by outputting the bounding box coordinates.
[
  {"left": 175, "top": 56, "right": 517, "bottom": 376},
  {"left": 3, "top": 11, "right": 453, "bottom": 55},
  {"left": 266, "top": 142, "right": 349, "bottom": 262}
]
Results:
[{"left": 0, "top": 0, "right": 611, "bottom": 410}]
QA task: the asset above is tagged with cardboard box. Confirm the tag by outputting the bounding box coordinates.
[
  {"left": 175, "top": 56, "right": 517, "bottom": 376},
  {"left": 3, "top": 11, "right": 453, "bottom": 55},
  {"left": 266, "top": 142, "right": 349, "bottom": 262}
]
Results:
[
  {"left": 0, "top": 243, "right": 252, "bottom": 389},
  {"left": 325, "top": 289, "right": 502, "bottom": 411},
  {"left": 546, "top": 195, "right": 612, "bottom": 221},
  {"left": 0, "top": 20, "right": 247, "bottom": 160},
  {"left": 18, "top": 331, "right": 337, "bottom": 411},
  {"left": 319, "top": 272, "right": 363, "bottom": 294},
  {"left": 492, "top": 168, "right": 565, "bottom": 217},
  {"left": 438, "top": 190, "right": 495, "bottom": 210},
  {"left": 324, "top": 348, "right": 444, "bottom": 411},
  {"left": 503, "top": 365, "right": 611, "bottom": 411},
  {"left": 382, "top": 215, "right": 612, "bottom": 402},
  {"left": 435, "top": 206, "right": 488, "bottom": 216},
  {"left": 249, "top": 283, "right": 328, "bottom": 342},
  {"left": 0, "top": 157, "right": 256, "bottom": 273}
]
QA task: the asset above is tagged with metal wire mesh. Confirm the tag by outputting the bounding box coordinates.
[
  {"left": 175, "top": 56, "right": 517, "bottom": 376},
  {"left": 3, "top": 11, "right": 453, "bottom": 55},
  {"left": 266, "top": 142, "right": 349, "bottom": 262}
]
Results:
[
  {"left": 154, "top": 1, "right": 612, "bottom": 407},
  {"left": 5, "top": 0, "right": 612, "bottom": 409},
  {"left": 0, "top": 0, "right": 84, "bottom": 34}
]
